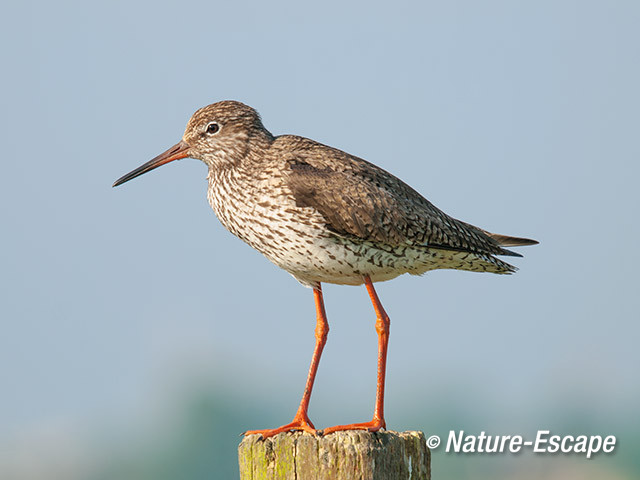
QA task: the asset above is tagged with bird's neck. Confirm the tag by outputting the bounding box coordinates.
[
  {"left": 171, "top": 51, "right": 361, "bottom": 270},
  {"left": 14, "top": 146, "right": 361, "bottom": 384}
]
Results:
[
  {"left": 206, "top": 132, "right": 272, "bottom": 187},
  {"left": 248, "top": 127, "right": 275, "bottom": 154}
]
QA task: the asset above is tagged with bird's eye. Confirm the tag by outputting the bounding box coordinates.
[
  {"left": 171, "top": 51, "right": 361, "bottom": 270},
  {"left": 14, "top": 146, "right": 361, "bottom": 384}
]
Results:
[{"left": 206, "top": 122, "right": 220, "bottom": 134}]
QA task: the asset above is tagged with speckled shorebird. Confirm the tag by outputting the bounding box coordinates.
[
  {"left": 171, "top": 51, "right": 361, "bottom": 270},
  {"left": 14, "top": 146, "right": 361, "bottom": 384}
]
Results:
[{"left": 113, "top": 100, "right": 537, "bottom": 438}]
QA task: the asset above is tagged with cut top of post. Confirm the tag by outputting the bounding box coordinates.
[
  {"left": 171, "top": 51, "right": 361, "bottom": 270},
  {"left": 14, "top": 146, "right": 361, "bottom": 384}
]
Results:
[{"left": 239, "top": 430, "right": 431, "bottom": 480}]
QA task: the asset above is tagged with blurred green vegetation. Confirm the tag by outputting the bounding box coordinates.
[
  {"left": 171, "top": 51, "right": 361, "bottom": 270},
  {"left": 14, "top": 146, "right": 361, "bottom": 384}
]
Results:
[{"left": 65, "top": 382, "right": 638, "bottom": 480}]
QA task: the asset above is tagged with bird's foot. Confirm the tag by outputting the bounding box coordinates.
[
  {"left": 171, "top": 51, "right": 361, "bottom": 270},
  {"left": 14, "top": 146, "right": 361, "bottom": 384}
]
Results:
[
  {"left": 321, "top": 416, "right": 386, "bottom": 435},
  {"left": 243, "top": 413, "right": 317, "bottom": 439}
]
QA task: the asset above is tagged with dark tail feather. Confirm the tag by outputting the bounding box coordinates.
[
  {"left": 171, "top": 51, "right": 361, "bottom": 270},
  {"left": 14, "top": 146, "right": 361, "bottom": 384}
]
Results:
[{"left": 488, "top": 232, "right": 539, "bottom": 247}]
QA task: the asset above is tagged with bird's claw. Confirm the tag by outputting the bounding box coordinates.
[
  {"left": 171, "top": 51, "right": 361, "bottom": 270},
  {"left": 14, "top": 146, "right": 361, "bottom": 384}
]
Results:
[
  {"left": 321, "top": 417, "right": 386, "bottom": 435},
  {"left": 243, "top": 415, "right": 317, "bottom": 439}
]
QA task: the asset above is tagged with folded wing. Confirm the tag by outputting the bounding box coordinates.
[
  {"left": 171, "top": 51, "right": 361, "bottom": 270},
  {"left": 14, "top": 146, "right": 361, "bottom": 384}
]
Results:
[{"left": 285, "top": 144, "right": 537, "bottom": 258}]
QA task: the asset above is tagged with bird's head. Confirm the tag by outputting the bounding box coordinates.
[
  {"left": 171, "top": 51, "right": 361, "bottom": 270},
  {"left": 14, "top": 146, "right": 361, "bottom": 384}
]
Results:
[{"left": 113, "top": 101, "right": 272, "bottom": 187}]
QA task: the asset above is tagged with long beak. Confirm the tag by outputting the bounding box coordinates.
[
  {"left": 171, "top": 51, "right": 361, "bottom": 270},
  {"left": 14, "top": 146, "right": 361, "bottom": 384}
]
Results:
[{"left": 113, "top": 141, "right": 191, "bottom": 187}]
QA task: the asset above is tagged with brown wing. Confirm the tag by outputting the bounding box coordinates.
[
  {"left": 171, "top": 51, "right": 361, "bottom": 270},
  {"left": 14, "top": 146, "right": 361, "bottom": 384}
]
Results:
[{"left": 284, "top": 140, "right": 534, "bottom": 257}]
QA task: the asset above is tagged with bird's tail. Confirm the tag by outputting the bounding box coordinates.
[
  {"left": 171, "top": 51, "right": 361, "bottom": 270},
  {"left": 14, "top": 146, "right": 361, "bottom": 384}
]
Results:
[{"left": 487, "top": 232, "right": 539, "bottom": 248}]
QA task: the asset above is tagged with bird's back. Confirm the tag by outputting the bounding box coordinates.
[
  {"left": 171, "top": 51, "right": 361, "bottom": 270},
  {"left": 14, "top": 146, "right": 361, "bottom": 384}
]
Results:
[
  {"left": 204, "top": 134, "right": 537, "bottom": 285},
  {"left": 274, "top": 135, "right": 535, "bottom": 255}
]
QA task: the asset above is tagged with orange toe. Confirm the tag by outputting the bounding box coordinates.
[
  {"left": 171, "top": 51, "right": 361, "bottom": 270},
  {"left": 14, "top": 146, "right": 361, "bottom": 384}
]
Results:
[
  {"left": 244, "top": 415, "right": 317, "bottom": 439},
  {"left": 321, "top": 417, "right": 386, "bottom": 435}
]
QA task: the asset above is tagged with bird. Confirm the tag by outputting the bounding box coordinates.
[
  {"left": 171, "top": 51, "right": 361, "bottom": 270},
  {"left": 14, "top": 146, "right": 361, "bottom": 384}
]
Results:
[{"left": 113, "top": 100, "right": 537, "bottom": 438}]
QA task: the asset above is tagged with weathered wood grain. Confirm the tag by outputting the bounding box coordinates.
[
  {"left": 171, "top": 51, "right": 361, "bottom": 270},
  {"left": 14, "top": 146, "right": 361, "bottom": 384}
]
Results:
[{"left": 239, "top": 430, "right": 430, "bottom": 480}]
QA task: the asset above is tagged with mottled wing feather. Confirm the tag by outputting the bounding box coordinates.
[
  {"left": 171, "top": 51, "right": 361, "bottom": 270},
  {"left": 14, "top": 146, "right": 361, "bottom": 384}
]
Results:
[
  {"left": 287, "top": 161, "right": 410, "bottom": 244},
  {"left": 284, "top": 140, "right": 521, "bottom": 257}
]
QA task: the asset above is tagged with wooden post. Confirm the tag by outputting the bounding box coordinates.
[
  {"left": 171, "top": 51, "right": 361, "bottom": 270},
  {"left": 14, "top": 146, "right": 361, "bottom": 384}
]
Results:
[{"left": 238, "top": 430, "right": 430, "bottom": 480}]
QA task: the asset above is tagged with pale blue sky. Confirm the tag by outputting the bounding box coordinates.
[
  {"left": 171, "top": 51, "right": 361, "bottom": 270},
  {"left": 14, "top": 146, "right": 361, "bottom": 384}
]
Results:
[{"left": 1, "top": 1, "right": 639, "bottom": 478}]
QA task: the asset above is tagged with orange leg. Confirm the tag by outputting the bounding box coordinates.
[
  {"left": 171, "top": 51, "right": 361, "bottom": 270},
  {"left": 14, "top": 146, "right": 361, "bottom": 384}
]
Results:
[
  {"left": 244, "top": 284, "right": 329, "bottom": 439},
  {"left": 323, "top": 276, "right": 389, "bottom": 435}
]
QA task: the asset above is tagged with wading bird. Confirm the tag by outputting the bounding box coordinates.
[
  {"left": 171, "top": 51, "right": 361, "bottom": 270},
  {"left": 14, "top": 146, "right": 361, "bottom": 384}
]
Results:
[{"left": 114, "top": 101, "right": 537, "bottom": 438}]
